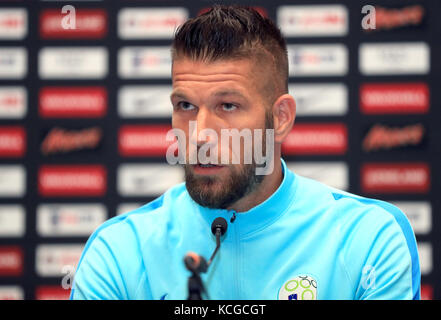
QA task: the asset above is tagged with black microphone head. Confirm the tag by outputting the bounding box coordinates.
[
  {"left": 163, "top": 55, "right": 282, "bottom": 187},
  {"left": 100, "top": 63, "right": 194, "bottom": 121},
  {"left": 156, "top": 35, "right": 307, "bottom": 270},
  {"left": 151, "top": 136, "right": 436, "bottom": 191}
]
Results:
[{"left": 211, "top": 217, "right": 228, "bottom": 236}]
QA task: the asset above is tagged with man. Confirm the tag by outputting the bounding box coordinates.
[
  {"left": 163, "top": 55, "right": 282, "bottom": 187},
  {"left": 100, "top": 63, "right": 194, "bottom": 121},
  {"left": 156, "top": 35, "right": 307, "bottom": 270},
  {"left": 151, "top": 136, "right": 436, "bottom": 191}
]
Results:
[{"left": 70, "top": 6, "right": 420, "bottom": 300}]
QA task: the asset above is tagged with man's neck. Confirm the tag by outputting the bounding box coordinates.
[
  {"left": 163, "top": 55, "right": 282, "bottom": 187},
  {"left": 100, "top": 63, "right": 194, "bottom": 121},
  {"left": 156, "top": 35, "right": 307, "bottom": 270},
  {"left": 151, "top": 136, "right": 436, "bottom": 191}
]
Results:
[{"left": 227, "top": 158, "right": 283, "bottom": 213}]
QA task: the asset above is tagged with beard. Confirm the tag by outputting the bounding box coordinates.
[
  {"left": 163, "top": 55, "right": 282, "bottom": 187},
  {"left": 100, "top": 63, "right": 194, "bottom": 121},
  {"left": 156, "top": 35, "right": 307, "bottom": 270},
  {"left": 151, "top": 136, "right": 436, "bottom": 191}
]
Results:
[
  {"left": 184, "top": 162, "right": 264, "bottom": 209},
  {"left": 184, "top": 110, "right": 274, "bottom": 209}
]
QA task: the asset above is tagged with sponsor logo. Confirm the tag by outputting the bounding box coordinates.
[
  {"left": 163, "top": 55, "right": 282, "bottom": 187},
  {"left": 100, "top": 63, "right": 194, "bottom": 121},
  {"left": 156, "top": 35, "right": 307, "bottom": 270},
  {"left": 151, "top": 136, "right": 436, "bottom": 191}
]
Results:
[
  {"left": 40, "top": 9, "right": 107, "bottom": 39},
  {"left": 118, "top": 125, "right": 173, "bottom": 157},
  {"left": 35, "top": 286, "right": 70, "bottom": 300},
  {"left": 0, "top": 87, "right": 27, "bottom": 119},
  {"left": 35, "top": 244, "right": 83, "bottom": 277},
  {"left": 287, "top": 162, "right": 348, "bottom": 191},
  {"left": 38, "top": 165, "right": 106, "bottom": 197},
  {"left": 361, "top": 163, "right": 430, "bottom": 194},
  {"left": 37, "top": 203, "right": 106, "bottom": 237},
  {"left": 117, "top": 164, "right": 184, "bottom": 196},
  {"left": 0, "top": 47, "right": 27, "bottom": 79},
  {"left": 0, "top": 8, "right": 27, "bottom": 39},
  {"left": 118, "top": 7, "right": 187, "bottom": 39},
  {"left": 417, "top": 242, "right": 432, "bottom": 276},
  {"left": 360, "top": 83, "right": 429, "bottom": 114},
  {"left": 0, "top": 126, "right": 26, "bottom": 157},
  {"left": 282, "top": 123, "right": 347, "bottom": 155},
  {"left": 359, "top": 42, "right": 429, "bottom": 75},
  {"left": 391, "top": 201, "right": 431, "bottom": 235},
  {"left": 363, "top": 123, "right": 425, "bottom": 152},
  {"left": 0, "top": 205, "right": 25, "bottom": 237},
  {"left": 118, "top": 85, "right": 172, "bottom": 118},
  {"left": 289, "top": 83, "right": 347, "bottom": 116},
  {"left": 39, "top": 87, "right": 107, "bottom": 118},
  {"left": 278, "top": 275, "right": 318, "bottom": 300},
  {"left": 278, "top": 5, "right": 348, "bottom": 37},
  {"left": 0, "top": 165, "right": 26, "bottom": 197},
  {"left": 118, "top": 46, "right": 171, "bottom": 79},
  {"left": 41, "top": 127, "right": 102, "bottom": 156},
  {"left": 0, "top": 246, "right": 23, "bottom": 276},
  {"left": 39, "top": 47, "right": 108, "bottom": 79},
  {"left": 287, "top": 44, "right": 347, "bottom": 76},
  {"left": 366, "top": 5, "right": 425, "bottom": 31},
  {"left": 0, "top": 286, "right": 24, "bottom": 300}
]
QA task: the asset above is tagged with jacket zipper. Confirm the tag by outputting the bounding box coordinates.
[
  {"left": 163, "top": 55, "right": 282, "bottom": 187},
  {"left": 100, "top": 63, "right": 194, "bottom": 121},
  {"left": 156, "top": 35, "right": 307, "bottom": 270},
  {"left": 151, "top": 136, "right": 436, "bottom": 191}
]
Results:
[
  {"left": 230, "top": 210, "right": 237, "bottom": 223},
  {"left": 228, "top": 210, "right": 240, "bottom": 298}
]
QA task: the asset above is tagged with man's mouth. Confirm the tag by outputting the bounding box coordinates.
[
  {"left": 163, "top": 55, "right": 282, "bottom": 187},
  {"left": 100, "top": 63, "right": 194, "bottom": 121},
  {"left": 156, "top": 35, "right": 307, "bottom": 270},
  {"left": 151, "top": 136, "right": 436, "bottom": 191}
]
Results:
[
  {"left": 198, "top": 164, "right": 218, "bottom": 168},
  {"left": 192, "top": 163, "right": 226, "bottom": 174}
]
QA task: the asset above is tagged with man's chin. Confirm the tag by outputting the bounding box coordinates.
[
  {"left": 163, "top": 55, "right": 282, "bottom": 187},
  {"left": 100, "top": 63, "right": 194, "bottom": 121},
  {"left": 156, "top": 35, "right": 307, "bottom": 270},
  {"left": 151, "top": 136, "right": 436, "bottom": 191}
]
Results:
[{"left": 184, "top": 162, "right": 262, "bottom": 209}]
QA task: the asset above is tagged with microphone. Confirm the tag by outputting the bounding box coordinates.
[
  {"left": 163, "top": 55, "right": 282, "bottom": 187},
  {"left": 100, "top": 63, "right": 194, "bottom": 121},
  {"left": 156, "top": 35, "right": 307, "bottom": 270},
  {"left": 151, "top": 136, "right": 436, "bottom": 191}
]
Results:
[
  {"left": 208, "top": 217, "right": 228, "bottom": 265},
  {"left": 184, "top": 217, "right": 228, "bottom": 273}
]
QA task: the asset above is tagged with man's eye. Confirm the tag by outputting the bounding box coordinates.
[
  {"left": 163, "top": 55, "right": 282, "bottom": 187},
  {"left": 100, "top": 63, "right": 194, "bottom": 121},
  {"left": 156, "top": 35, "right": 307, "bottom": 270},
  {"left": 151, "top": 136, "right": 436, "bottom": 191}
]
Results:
[
  {"left": 221, "top": 103, "right": 237, "bottom": 111},
  {"left": 178, "top": 101, "right": 196, "bottom": 111}
]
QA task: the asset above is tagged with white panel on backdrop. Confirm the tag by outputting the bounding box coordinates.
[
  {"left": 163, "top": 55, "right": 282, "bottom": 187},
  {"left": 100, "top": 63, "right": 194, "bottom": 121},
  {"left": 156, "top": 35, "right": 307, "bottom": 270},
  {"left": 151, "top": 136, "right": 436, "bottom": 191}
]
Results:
[
  {"left": 37, "top": 204, "right": 107, "bottom": 237},
  {"left": 118, "top": 85, "right": 173, "bottom": 118},
  {"left": 359, "top": 42, "right": 429, "bottom": 75},
  {"left": 0, "top": 9, "right": 27, "bottom": 39},
  {"left": 288, "top": 83, "right": 348, "bottom": 116},
  {"left": 0, "top": 48, "right": 27, "bottom": 79},
  {"left": 0, "top": 205, "right": 25, "bottom": 237},
  {"left": 0, "top": 87, "right": 27, "bottom": 119},
  {"left": 117, "top": 164, "right": 184, "bottom": 196},
  {"left": 39, "top": 47, "right": 108, "bottom": 79},
  {"left": 118, "top": 7, "right": 188, "bottom": 39},
  {"left": 0, "top": 165, "right": 25, "bottom": 197},
  {"left": 118, "top": 46, "right": 172, "bottom": 79},
  {"left": 278, "top": 5, "right": 348, "bottom": 37},
  {"left": 287, "top": 44, "right": 348, "bottom": 76}
]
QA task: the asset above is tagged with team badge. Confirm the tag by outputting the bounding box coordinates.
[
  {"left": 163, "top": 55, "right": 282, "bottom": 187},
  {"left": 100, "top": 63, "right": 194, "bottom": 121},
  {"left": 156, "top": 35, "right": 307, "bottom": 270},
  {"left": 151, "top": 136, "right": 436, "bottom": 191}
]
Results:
[{"left": 278, "top": 275, "right": 318, "bottom": 300}]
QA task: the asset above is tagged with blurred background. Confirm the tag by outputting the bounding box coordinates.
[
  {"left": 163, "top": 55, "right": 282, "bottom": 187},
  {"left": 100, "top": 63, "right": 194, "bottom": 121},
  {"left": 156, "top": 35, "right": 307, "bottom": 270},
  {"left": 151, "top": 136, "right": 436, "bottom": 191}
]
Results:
[{"left": 0, "top": 0, "right": 439, "bottom": 300}]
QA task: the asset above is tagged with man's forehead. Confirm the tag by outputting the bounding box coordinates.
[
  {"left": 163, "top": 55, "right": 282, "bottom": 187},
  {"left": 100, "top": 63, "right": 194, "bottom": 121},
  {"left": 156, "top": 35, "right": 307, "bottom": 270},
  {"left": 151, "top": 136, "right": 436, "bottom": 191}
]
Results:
[
  {"left": 171, "top": 57, "right": 265, "bottom": 93},
  {"left": 173, "top": 57, "right": 262, "bottom": 78}
]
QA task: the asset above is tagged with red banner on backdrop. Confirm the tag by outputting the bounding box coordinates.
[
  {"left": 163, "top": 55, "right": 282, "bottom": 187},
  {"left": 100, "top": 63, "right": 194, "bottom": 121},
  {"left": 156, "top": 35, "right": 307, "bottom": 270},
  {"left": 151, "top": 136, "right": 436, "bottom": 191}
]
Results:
[
  {"left": 118, "top": 125, "right": 174, "bottom": 157},
  {"left": 35, "top": 286, "right": 71, "bottom": 300},
  {"left": 0, "top": 246, "right": 23, "bottom": 276},
  {"left": 39, "top": 87, "right": 107, "bottom": 118},
  {"left": 40, "top": 9, "right": 107, "bottom": 39},
  {"left": 360, "top": 83, "right": 429, "bottom": 114},
  {"left": 0, "top": 126, "right": 26, "bottom": 157},
  {"left": 361, "top": 163, "right": 430, "bottom": 193},
  {"left": 38, "top": 165, "right": 107, "bottom": 197},
  {"left": 282, "top": 123, "right": 347, "bottom": 155}
]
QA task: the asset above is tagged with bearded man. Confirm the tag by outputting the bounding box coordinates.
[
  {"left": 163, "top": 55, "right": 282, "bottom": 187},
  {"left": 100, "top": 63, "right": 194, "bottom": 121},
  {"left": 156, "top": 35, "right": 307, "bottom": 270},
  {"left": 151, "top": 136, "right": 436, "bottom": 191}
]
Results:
[{"left": 71, "top": 5, "right": 420, "bottom": 300}]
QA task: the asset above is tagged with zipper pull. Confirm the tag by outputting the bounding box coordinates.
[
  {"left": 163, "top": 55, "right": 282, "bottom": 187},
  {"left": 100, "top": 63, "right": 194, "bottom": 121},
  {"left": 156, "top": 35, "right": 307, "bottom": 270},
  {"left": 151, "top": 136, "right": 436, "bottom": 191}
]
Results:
[{"left": 230, "top": 211, "right": 237, "bottom": 223}]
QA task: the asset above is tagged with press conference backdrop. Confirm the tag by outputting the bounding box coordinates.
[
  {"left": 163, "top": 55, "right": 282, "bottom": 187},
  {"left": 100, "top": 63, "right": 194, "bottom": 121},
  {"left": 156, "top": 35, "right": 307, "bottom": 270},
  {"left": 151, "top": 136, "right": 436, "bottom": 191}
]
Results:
[{"left": 0, "top": 0, "right": 439, "bottom": 300}]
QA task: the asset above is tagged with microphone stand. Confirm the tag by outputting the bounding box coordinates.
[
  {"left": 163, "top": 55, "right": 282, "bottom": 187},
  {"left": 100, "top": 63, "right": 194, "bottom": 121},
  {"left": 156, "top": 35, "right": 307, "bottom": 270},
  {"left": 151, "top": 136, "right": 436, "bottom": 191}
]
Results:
[
  {"left": 187, "top": 269, "right": 206, "bottom": 300},
  {"left": 185, "top": 218, "right": 227, "bottom": 300}
]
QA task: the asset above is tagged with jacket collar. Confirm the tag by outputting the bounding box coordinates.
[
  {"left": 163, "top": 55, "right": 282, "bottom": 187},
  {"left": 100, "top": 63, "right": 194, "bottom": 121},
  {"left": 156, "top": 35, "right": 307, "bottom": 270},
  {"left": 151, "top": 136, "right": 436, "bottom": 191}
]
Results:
[{"left": 186, "top": 158, "right": 297, "bottom": 239}]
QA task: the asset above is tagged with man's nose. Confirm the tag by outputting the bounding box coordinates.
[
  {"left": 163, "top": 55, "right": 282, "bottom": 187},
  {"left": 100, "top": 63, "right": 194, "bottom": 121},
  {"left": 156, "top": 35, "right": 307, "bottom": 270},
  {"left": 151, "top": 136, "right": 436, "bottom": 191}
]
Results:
[{"left": 190, "top": 107, "right": 218, "bottom": 147}]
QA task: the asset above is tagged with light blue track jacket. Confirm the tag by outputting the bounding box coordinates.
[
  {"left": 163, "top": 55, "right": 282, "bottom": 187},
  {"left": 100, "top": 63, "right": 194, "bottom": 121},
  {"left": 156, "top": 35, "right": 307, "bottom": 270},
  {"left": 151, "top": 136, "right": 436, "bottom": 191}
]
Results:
[{"left": 70, "top": 159, "right": 420, "bottom": 300}]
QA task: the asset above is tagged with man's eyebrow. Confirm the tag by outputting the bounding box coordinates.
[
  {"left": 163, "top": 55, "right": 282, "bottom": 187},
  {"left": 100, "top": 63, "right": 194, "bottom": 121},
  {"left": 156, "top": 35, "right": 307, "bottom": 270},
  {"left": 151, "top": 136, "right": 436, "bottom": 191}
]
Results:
[
  {"left": 213, "top": 90, "right": 247, "bottom": 99},
  {"left": 170, "top": 90, "right": 247, "bottom": 101},
  {"left": 170, "top": 91, "right": 188, "bottom": 101}
]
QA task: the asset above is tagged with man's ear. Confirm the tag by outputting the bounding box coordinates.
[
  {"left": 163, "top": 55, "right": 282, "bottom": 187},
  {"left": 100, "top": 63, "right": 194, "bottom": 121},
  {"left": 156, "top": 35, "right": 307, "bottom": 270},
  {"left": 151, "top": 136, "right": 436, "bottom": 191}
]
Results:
[{"left": 272, "top": 94, "right": 296, "bottom": 144}]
